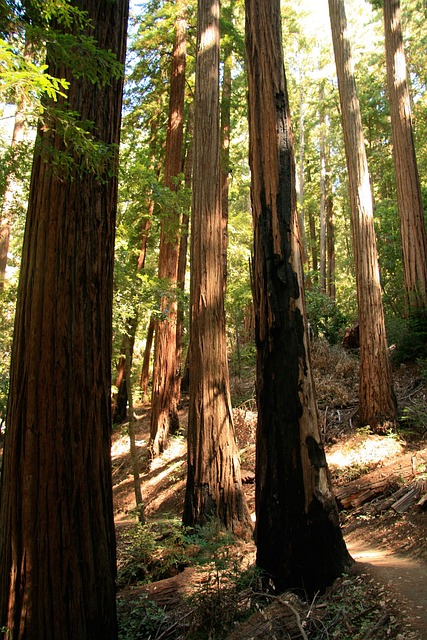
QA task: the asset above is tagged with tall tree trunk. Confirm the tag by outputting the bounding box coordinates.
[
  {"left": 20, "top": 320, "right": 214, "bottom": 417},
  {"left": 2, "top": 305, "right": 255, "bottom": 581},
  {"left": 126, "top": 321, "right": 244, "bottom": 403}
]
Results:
[
  {"left": 0, "top": 95, "right": 26, "bottom": 290},
  {"left": 328, "top": 0, "right": 396, "bottom": 431},
  {"left": 140, "top": 315, "right": 155, "bottom": 401},
  {"left": 327, "top": 191, "right": 336, "bottom": 301},
  {"left": 383, "top": 0, "right": 427, "bottom": 315},
  {"left": 297, "top": 85, "right": 308, "bottom": 269},
  {"left": 308, "top": 204, "right": 318, "bottom": 278},
  {"left": 112, "top": 316, "right": 138, "bottom": 424},
  {"left": 245, "top": 0, "right": 352, "bottom": 596},
  {"left": 150, "top": 0, "right": 187, "bottom": 456},
  {"left": 125, "top": 340, "right": 145, "bottom": 523},
  {"left": 183, "top": 0, "right": 251, "bottom": 537},
  {"left": 0, "top": 0, "right": 129, "bottom": 637},
  {"left": 220, "top": 0, "right": 232, "bottom": 290},
  {"left": 175, "top": 109, "right": 193, "bottom": 403},
  {"left": 112, "top": 190, "right": 152, "bottom": 420},
  {"left": 319, "top": 84, "right": 327, "bottom": 293}
]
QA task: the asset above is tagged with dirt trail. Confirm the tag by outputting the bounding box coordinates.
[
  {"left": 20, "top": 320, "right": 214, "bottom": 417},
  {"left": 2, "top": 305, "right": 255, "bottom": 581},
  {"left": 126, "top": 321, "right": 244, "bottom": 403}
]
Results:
[{"left": 346, "top": 532, "right": 427, "bottom": 638}]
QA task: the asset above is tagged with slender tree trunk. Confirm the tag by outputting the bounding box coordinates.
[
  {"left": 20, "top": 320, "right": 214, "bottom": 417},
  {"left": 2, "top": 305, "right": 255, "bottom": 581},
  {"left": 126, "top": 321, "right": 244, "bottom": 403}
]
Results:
[
  {"left": 0, "top": 1, "right": 129, "bottom": 637},
  {"left": 125, "top": 340, "right": 145, "bottom": 523},
  {"left": 297, "top": 86, "right": 308, "bottom": 269},
  {"left": 319, "top": 84, "right": 327, "bottom": 293},
  {"left": 150, "top": 0, "right": 187, "bottom": 456},
  {"left": 0, "top": 95, "right": 26, "bottom": 289},
  {"left": 175, "top": 109, "right": 193, "bottom": 403},
  {"left": 308, "top": 204, "right": 318, "bottom": 278},
  {"left": 383, "top": 0, "right": 427, "bottom": 315},
  {"left": 112, "top": 316, "right": 138, "bottom": 424},
  {"left": 140, "top": 315, "right": 155, "bottom": 401},
  {"left": 220, "top": 1, "right": 232, "bottom": 290},
  {"left": 245, "top": 0, "right": 352, "bottom": 595},
  {"left": 183, "top": 0, "right": 251, "bottom": 537},
  {"left": 327, "top": 191, "right": 336, "bottom": 301},
  {"left": 328, "top": 0, "right": 396, "bottom": 431},
  {"left": 112, "top": 199, "right": 152, "bottom": 420}
]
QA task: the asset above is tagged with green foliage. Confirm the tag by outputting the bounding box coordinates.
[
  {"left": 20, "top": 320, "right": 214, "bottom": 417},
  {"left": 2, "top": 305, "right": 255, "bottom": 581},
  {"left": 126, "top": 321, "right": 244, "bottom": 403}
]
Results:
[
  {"left": 0, "top": 283, "right": 17, "bottom": 431},
  {"left": 36, "top": 107, "right": 119, "bottom": 181},
  {"left": 400, "top": 396, "right": 427, "bottom": 438},
  {"left": 388, "top": 312, "right": 427, "bottom": 363},
  {"left": 0, "top": 40, "right": 69, "bottom": 102},
  {"left": 116, "top": 517, "right": 262, "bottom": 640},
  {"left": 117, "top": 596, "right": 167, "bottom": 640},
  {"left": 117, "top": 519, "right": 191, "bottom": 588},
  {"left": 306, "top": 288, "right": 349, "bottom": 344}
]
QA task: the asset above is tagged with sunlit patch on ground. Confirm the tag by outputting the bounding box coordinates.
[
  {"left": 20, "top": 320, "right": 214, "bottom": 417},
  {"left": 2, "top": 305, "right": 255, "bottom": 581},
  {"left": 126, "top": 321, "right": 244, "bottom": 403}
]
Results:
[{"left": 326, "top": 433, "right": 404, "bottom": 471}]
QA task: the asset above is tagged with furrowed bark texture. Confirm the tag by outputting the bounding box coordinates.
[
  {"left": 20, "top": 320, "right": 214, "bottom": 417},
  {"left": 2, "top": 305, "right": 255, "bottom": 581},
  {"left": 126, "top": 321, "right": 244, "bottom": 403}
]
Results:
[
  {"left": 329, "top": 0, "right": 396, "bottom": 430},
  {"left": 0, "top": 1, "right": 129, "bottom": 637},
  {"left": 384, "top": 0, "right": 427, "bottom": 314},
  {"left": 183, "top": 0, "right": 251, "bottom": 537},
  {"left": 246, "top": 0, "right": 352, "bottom": 594},
  {"left": 150, "top": 0, "right": 187, "bottom": 456}
]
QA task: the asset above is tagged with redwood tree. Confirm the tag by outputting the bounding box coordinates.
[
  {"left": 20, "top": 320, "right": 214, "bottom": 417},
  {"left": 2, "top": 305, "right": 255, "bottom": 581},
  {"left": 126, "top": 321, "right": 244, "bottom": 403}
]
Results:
[
  {"left": 150, "top": 0, "right": 187, "bottom": 455},
  {"left": 245, "top": 0, "right": 352, "bottom": 593},
  {"left": 0, "top": 0, "right": 129, "bottom": 637},
  {"left": 329, "top": 0, "right": 396, "bottom": 430},
  {"left": 183, "top": 0, "right": 251, "bottom": 536},
  {"left": 383, "top": 0, "right": 427, "bottom": 315}
]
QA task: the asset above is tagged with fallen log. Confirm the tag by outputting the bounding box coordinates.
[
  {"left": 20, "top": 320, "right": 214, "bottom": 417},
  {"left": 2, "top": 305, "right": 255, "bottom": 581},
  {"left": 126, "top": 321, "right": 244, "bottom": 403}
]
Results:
[
  {"left": 226, "top": 594, "right": 308, "bottom": 640},
  {"left": 391, "top": 487, "right": 419, "bottom": 513},
  {"left": 333, "top": 448, "right": 427, "bottom": 510}
]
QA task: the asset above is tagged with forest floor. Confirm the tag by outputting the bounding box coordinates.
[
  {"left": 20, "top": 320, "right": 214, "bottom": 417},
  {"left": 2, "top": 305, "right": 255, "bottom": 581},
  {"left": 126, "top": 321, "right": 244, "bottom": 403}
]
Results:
[{"left": 114, "top": 340, "right": 427, "bottom": 639}]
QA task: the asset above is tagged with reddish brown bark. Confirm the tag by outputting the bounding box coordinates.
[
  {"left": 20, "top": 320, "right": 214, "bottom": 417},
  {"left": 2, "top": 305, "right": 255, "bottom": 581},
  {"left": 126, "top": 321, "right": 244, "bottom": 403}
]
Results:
[
  {"left": 246, "top": 0, "right": 352, "bottom": 594},
  {"left": 0, "top": 1, "right": 129, "bottom": 637},
  {"left": 183, "top": 0, "right": 251, "bottom": 537},
  {"left": 150, "top": 0, "right": 187, "bottom": 456},
  {"left": 383, "top": 0, "right": 427, "bottom": 315},
  {"left": 140, "top": 315, "right": 155, "bottom": 401},
  {"left": 329, "top": 0, "right": 396, "bottom": 430},
  {"left": 220, "top": 2, "right": 232, "bottom": 290}
]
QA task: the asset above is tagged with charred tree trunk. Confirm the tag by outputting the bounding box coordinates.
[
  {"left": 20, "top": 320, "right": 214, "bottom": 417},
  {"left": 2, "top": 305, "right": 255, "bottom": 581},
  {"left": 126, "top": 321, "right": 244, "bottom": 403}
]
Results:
[
  {"left": 0, "top": 0, "right": 129, "bottom": 637},
  {"left": 245, "top": 0, "right": 352, "bottom": 595},
  {"left": 183, "top": 0, "right": 251, "bottom": 537}
]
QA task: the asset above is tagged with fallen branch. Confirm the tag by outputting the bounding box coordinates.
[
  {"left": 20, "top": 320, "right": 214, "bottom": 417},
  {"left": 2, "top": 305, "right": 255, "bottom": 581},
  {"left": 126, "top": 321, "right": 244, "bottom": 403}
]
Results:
[
  {"left": 252, "top": 592, "right": 309, "bottom": 640},
  {"left": 360, "top": 611, "right": 389, "bottom": 639}
]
